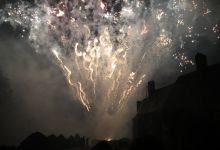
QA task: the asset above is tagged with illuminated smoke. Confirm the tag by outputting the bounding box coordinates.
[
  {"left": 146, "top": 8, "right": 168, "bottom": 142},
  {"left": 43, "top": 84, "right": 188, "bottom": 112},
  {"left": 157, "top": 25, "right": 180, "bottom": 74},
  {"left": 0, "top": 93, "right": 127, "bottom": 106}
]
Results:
[{"left": 0, "top": 0, "right": 219, "bottom": 139}]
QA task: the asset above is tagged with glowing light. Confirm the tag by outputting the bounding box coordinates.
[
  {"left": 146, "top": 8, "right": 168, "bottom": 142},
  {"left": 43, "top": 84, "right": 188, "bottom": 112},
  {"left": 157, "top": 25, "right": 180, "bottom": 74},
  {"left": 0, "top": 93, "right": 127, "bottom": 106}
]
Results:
[
  {"left": 213, "top": 25, "right": 219, "bottom": 33},
  {"left": 107, "top": 138, "right": 112, "bottom": 142},
  {"left": 56, "top": 9, "right": 65, "bottom": 17},
  {"left": 100, "top": 1, "right": 105, "bottom": 10},
  {"left": 156, "top": 9, "right": 165, "bottom": 21}
]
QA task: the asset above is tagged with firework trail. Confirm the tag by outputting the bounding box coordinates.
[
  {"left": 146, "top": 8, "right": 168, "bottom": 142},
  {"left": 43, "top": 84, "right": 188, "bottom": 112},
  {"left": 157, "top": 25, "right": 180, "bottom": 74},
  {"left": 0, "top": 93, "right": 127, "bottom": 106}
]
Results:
[{"left": 1, "top": 0, "right": 219, "bottom": 139}]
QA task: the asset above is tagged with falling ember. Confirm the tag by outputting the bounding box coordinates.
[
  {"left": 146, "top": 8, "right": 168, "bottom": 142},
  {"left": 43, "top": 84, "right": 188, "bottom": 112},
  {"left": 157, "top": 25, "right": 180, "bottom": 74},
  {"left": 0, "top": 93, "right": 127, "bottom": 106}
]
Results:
[
  {"left": 156, "top": 9, "right": 165, "bottom": 21},
  {"left": 0, "top": 0, "right": 219, "bottom": 139},
  {"left": 203, "top": 9, "right": 211, "bottom": 16},
  {"left": 100, "top": 1, "right": 106, "bottom": 10},
  {"left": 55, "top": 9, "right": 65, "bottom": 17},
  {"left": 140, "top": 23, "right": 149, "bottom": 35}
]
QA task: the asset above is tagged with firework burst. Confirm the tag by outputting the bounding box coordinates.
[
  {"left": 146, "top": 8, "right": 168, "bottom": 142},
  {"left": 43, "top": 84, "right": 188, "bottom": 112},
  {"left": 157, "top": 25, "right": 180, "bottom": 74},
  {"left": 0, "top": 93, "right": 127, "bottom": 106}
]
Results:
[{"left": 0, "top": 0, "right": 219, "bottom": 139}]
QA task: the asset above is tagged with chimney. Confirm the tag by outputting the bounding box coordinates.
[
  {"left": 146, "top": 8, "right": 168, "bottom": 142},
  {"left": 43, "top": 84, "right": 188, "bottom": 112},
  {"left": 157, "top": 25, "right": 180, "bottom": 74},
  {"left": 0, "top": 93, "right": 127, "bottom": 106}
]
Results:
[
  {"left": 148, "top": 81, "right": 155, "bottom": 98},
  {"left": 195, "top": 53, "right": 207, "bottom": 71}
]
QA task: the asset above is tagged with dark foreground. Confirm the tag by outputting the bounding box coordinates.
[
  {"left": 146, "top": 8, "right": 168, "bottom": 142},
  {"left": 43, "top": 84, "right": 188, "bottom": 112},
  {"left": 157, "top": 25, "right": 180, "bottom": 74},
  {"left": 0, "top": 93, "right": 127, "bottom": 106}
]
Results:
[{"left": 0, "top": 131, "right": 163, "bottom": 150}]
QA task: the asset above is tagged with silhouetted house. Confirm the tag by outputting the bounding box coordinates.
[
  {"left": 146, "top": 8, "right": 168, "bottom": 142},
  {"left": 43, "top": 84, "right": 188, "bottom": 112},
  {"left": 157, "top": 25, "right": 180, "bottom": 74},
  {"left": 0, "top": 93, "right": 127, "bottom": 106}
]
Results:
[
  {"left": 133, "top": 53, "right": 220, "bottom": 150},
  {"left": 133, "top": 81, "right": 173, "bottom": 139}
]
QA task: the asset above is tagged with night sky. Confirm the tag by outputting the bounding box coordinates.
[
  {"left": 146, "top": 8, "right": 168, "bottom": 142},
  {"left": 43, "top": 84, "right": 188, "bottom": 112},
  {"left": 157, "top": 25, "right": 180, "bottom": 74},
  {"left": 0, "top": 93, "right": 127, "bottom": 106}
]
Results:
[{"left": 0, "top": 0, "right": 220, "bottom": 145}]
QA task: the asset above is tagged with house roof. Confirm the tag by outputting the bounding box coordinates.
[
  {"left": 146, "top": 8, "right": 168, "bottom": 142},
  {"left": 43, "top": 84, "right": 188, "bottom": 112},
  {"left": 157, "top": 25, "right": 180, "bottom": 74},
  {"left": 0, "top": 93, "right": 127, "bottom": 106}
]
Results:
[{"left": 137, "top": 62, "right": 220, "bottom": 114}]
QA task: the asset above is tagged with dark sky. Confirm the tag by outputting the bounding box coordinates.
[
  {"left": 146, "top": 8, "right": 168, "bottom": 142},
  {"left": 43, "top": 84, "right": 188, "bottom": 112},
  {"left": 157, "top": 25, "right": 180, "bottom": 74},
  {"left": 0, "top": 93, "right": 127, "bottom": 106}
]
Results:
[{"left": 0, "top": 0, "right": 220, "bottom": 146}]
